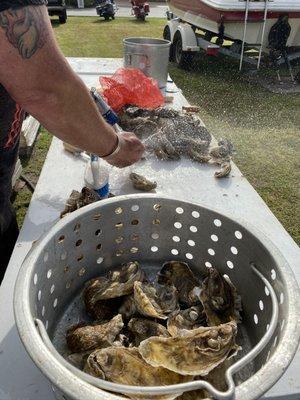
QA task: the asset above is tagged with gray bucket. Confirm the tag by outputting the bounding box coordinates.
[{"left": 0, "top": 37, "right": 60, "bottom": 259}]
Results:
[{"left": 123, "top": 37, "right": 171, "bottom": 88}]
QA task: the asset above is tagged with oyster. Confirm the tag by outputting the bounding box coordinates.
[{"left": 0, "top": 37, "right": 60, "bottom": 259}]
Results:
[
  {"left": 158, "top": 262, "right": 202, "bottom": 307},
  {"left": 83, "top": 261, "right": 144, "bottom": 303},
  {"left": 60, "top": 187, "right": 100, "bottom": 218},
  {"left": 118, "top": 295, "right": 138, "bottom": 320},
  {"left": 130, "top": 172, "right": 157, "bottom": 192},
  {"left": 209, "top": 139, "right": 233, "bottom": 162},
  {"left": 167, "top": 306, "right": 206, "bottom": 336},
  {"left": 84, "top": 347, "right": 190, "bottom": 400},
  {"left": 200, "top": 267, "right": 241, "bottom": 326},
  {"left": 84, "top": 287, "right": 123, "bottom": 321},
  {"left": 128, "top": 318, "right": 170, "bottom": 346},
  {"left": 134, "top": 281, "right": 178, "bottom": 320},
  {"left": 66, "top": 314, "right": 124, "bottom": 352},
  {"left": 67, "top": 350, "right": 92, "bottom": 370},
  {"left": 139, "top": 321, "right": 238, "bottom": 376},
  {"left": 214, "top": 161, "right": 231, "bottom": 179}
]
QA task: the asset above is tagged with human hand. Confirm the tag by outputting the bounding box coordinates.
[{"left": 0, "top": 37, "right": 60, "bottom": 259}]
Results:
[{"left": 104, "top": 132, "right": 145, "bottom": 168}]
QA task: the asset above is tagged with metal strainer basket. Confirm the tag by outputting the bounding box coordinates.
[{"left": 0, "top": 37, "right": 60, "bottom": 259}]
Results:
[{"left": 14, "top": 195, "right": 300, "bottom": 400}]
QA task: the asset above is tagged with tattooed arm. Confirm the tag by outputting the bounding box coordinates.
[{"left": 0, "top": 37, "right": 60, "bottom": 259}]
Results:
[{"left": 0, "top": 6, "right": 144, "bottom": 167}]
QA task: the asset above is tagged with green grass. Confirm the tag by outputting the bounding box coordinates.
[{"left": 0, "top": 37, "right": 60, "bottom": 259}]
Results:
[{"left": 14, "top": 17, "right": 300, "bottom": 244}]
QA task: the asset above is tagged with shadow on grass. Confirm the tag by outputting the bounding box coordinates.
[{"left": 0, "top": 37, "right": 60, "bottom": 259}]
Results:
[{"left": 92, "top": 18, "right": 117, "bottom": 23}]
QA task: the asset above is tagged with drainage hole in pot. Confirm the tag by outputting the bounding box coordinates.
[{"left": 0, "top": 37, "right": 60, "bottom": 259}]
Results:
[
  {"left": 190, "top": 226, "right": 197, "bottom": 233},
  {"left": 151, "top": 233, "right": 159, "bottom": 240},
  {"left": 176, "top": 207, "right": 184, "bottom": 214},
  {"left": 97, "top": 257, "right": 104, "bottom": 264},
  {"left": 50, "top": 284, "right": 55, "bottom": 294},
  {"left": 53, "top": 298, "right": 58, "bottom": 308},
  {"left": 211, "top": 234, "right": 218, "bottom": 242},
  {"left": 214, "top": 219, "right": 222, "bottom": 227},
  {"left": 186, "top": 253, "right": 193, "bottom": 260},
  {"left": 131, "top": 205, "right": 139, "bottom": 212},
  {"left": 259, "top": 300, "right": 264, "bottom": 311},
  {"left": 227, "top": 261, "right": 234, "bottom": 269},
  {"left": 188, "top": 239, "right": 195, "bottom": 247},
  {"left": 235, "top": 230, "right": 243, "bottom": 239},
  {"left": 205, "top": 261, "right": 212, "bottom": 268},
  {"left": 171, "top": 249, "right": 178, "bottom": 256},
  {"left": 47, "top": 269, "right": 52, "bottom": 279},
  {"left": 208, "top": 248, "right": 215, "bottom": 256},
  {"left": 151, "top": 246, "right": 158, "bottom": 253},
  {"left": 174, "top": 222, "right": 182, "bottom": 229},
  {"left": 192, "top": 211, "right": 200, "bottom": 218}
]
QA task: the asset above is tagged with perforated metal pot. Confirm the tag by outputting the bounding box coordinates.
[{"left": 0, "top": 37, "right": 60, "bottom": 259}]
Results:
[{"left": 14, "top": 195, "right": 300, "bottom": 400}]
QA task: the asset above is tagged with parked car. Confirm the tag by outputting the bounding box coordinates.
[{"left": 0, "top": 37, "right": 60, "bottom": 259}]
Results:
[{"left": 47, "top": 0, "right": 67, "bottom": 24}]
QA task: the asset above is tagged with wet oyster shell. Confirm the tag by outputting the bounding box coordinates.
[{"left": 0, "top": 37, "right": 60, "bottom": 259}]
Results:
[
  {"left": 158, "top": 261, "right": 202, "bottom": 307},
  {"left": 167, "top": 306, "right": 206, "bottom": 336},
  {"left": 66, "top": 314, "right": 124, "bottom": 352},
  {"left": 83, "top": 261, "right": 144, "bottom": 303},
  {"left": 84, "top": 347, "right": 190, "bottom": 400},
  {"left": 130, "top": 172, "right": 157, "bottom": 192},
  {"left": 67, "top": 350, "right": 92, "bottom": 370},
  {"left": 134, "top": 281, "right": 178, "bottom": 320},
  {"left": 60, "top": 187, "right": 100, "bottom": 218},
  {"left": 139, "top": 322, "right": 238, "bottom": 376},
  {"left": 200, "top": 267, "right": 241, "bottom": 326},
  {"left": 84, "top": 288, "right": 124, "bottom": 321},
  {"left": 128, "top": 318, "right": 170, "bottom": 346}
]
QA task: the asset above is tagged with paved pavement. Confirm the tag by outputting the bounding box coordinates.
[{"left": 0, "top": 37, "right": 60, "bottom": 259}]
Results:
[{"left": 67, "top": 1, "right": 168, "bottom": 18}]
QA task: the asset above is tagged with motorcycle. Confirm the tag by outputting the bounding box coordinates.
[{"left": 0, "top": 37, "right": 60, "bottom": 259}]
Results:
[
  {"left": 131, "top": 0, "right": 150, "bottom": 21},
  {"left": 95, "top": 0, "right": 117, "bottom": 20}
]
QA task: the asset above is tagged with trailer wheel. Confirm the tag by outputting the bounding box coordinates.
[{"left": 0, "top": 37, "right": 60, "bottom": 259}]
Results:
[
  {"left": 173, "top": 31, "right": 196, "bottom": 70},
  {"left": 163, "top": 25, "right": 175, "bottom": 61}
]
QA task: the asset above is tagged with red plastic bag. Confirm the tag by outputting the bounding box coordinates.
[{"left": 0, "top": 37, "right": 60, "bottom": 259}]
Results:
[{"left": 99, "top": 68, "right": 164, "bottom": 112}]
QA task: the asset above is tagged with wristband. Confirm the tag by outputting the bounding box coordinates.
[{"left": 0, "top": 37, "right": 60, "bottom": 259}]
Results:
[{"left": 101, "top": 134, "right": 122, "bottom": 160}]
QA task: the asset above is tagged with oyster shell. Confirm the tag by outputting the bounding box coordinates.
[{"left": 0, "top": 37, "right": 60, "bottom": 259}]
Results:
[
  {"left": 167, "top": 306, "right": 206, "bottom": 336},
  {"left": 130, "top": 172, "right": 157, "bottom": 192},
  {"left": 60, "top": 187, "right": 100, "bottom": 218},
  {"left": 214, "top": 162, "right": 231, "bottom": 179},
  {"left": 83, "top": 261, "right": 144, "bottom": 303},
  {"left": 128, "top": 318, "right": 170, "bottom": 346},
  {"left": 66, "top": 314, "right": 124, "bottom": 352},
  {"left": 84, "top": 286, "right": 123, "bottom": 321},
  {"left": 158, "top": 262, "right": 202, "bottom": 307},
  {"left": 67, "top": 350, "right": 92, "bottom": 370},
  {"left": 84, "top": 347, "right": 190, "bottom": 400},
  {"left": 134, "top": 281, "right": 178, "bottom": 320},
  {"left": 200, "top": 267, "right": 241, "bottom": 326},
  {"left": 139, "top": 322, "right": 238, "bottom": 376},
  {"left": 118, "top": 295, "right": 138, "bottom": 320}
]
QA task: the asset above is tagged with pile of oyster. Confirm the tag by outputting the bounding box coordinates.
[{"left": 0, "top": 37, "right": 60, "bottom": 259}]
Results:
[
  {"left": 119, "top": 107, "right": 234, "bottom": 179},
  {"left": 65, "top": 261, "right": 242, "bottom": 400}
]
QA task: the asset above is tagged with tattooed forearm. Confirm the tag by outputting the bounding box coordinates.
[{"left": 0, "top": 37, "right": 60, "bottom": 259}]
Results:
[{"left": 0, "top": 7, "right": 46, "bottom": 59}]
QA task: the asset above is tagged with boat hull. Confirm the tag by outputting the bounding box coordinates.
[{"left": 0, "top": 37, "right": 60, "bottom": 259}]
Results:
[{"left": 168, "top": 0, "right": 300, "bottom": 50}]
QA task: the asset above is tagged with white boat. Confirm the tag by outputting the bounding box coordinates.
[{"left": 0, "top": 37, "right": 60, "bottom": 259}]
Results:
[{"left": 166, "top": 0, "right": 300, "bottom": 51}]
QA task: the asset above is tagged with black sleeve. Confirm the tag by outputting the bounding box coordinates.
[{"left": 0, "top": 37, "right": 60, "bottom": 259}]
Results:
[{"left": 0, "top": 0, "right": 47, "bottom": 12}]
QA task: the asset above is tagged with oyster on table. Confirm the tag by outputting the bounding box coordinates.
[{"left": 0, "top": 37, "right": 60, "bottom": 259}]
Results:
[
  {"left": 130, "top": 172, "right": 157, "bottom": 192},
  {"left": 134, "top": 281, "right": 178, "bottom": 320},
  {"left": 128, "top": 318, "right": 170, "bottom": 346},
  {"left": 200, "top": 267, "right": 241, "bottom": 326},
  {"left": 84, "top": 347, "right": 190, "bottom": 400},
  {"left": 139, "top": 321, "right": 238, "bottom": 376},
  {"left": 158, "top": 261, "right": 202, "bottom": 307},
  {"left": 60, "top": 187, "right": 100, "bottom": 218},
  {"left": 83, "top": 261, "right": 144, "bottom": 305},
  {"left": 66, "top": 314, "right": 124, "bottom": 352},
  {"left": 167, "top": 306, "right": 206, "bottom": 336}
]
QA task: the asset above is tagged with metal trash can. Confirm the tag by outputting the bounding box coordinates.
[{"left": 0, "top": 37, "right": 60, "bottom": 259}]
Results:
[
  {"left": 123, "top": 37, "right": 171, "bottom": 88},
  {"left": 14, "top": 195, "right": 300, "bottom": 400}
]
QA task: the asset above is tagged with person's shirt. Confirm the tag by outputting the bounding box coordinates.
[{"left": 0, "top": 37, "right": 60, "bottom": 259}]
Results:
[{"left": 0, "top": 0, "right": 46, "bottom": 234}]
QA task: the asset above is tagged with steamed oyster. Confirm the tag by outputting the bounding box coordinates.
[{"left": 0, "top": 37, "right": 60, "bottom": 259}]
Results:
[
  {"left": 167, "top": 306, "right": 206, "bottom": 336},
  {"left": 139, "top": 322, "right": 238, "bottom": 376},
  {"left": 134, "top": 281, "right": 178, "bottom": 320},
  {"left": 158, "top": 262, "right": 201, "bottom": 307},
  {"left": 130, "top": 172, "right": 157, "bottom": 192},
  {"left": 200, "top": 267, "right": 241, "bottom": 326},
  {"left": 66, "top": 314, "right": 124, "bottom": 352},
  {"left": 84, "top": 347, "right": 190, "bottom": 400},
  {"left": 83, "top": 261, "right": 144, "bottom": 304},
  {"left": 128, "top": 318, "right": 170, "bottom": 346}
]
